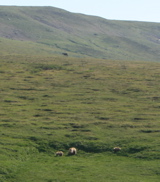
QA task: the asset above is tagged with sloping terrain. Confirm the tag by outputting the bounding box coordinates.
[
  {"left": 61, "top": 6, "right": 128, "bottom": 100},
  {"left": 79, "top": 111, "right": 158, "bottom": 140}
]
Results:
[
  {"left": 0, "top": 55, "right": 160, "bottom": 181},
  {"left": 0, "top": 6, "right": 160, "bottom": 61},
  {"left": 1, "top": 6, "right": 160, "bottom": 182}
]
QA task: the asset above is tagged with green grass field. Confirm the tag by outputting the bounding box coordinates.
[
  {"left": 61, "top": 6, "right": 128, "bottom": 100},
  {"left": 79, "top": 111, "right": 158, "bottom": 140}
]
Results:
[{"left": 0, "top": 55, "right": 160, "bottom": 181}]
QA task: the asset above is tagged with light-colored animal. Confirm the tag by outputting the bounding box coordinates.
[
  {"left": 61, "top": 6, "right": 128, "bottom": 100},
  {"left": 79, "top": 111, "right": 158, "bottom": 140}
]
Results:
[
  {"left": 68, "top": 147, "right": 77, "bottom": 155},
  {"left": 113, "top": 147, "right": 121, "bottom": 152},
  {"left": 55, "top": 151, "right": 64, "bottom": 156}
]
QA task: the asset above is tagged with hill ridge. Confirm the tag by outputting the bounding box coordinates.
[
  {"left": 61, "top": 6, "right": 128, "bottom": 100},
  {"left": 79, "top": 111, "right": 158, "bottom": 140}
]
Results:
[{"left": 0, "top": 6, "right": 160, "bottom": 61}]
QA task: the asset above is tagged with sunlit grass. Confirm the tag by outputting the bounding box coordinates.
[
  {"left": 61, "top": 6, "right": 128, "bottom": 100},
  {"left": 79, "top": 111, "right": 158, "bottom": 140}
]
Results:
[{"left": 0, "top": 55, "right": 160, "bottom": 181}]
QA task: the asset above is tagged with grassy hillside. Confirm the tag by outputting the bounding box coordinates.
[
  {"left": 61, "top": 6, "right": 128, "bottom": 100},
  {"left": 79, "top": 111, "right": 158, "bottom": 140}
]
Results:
[
  {"left": 0, "top": 6, "right": 160, "bottom": 61},
  {"left": 0, "top": 55, "right": 160, "bottom": 181}
]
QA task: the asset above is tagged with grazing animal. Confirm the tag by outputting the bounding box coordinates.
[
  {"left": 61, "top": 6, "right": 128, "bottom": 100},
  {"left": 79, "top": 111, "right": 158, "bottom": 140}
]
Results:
[
  {"left": 68, "top": 147, "right": 77, "bottom": 155},
  {"left": 62, "top": 52, "right": 68, "bottom": 56},
  {"left": 55, "top": 151, "right": 64, "bottom": 156},
  {"left": 113, "top": 147, "right": 121, "bottom": 153}
]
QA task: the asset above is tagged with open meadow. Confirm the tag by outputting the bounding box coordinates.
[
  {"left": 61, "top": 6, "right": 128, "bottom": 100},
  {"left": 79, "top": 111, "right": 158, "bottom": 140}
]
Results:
[{"left": 0, "top": 55, "right": 160, "bottom": 182}]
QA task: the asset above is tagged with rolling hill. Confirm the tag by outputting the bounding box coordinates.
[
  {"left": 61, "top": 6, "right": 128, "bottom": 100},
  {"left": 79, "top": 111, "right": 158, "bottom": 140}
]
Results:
[
  {"left": 1, "top": 6, "right": 160, "bottom": 181},
  {"left": 0, "top": 6, "right": 160, "bottom": 61}
]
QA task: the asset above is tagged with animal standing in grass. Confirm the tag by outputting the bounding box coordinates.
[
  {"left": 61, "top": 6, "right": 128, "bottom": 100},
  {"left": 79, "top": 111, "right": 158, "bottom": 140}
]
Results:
[
  {"left": 68, "top": 147, "right": 77, "bottom": 155},
  {"left": 55, "top": 151, "right": 64, "bottom": 156},
  {"left": 113, "top": 147, "right": 121, "bottom": 153}
]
